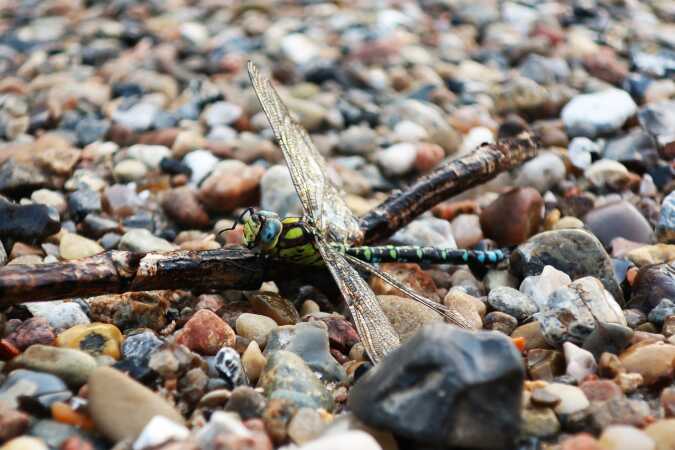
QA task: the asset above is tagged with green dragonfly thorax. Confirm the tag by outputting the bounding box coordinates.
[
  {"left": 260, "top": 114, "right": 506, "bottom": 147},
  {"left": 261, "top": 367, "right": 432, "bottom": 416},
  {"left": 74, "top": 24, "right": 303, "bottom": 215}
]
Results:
[{"left": 242, "top": 210, "right": 284, "bottom": 252}]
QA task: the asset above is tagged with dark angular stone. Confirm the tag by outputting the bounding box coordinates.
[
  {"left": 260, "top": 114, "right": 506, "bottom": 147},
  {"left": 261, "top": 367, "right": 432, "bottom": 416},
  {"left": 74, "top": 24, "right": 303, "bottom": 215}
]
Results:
[
  {"left": 349, "top": 324, "right": 524, "bottom": 449},
  {"left": 0, "top": 195, "right": 60, "bottom": 243},
  {"left": 510, "top": 229, "right": 624, "bottom": 304}
]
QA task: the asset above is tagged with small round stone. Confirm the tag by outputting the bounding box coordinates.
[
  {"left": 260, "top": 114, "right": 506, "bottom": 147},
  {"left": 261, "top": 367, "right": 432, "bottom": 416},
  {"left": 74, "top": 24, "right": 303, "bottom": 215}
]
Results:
[{"left": 235, "top": 313, "right": 278, "bottom": 346}]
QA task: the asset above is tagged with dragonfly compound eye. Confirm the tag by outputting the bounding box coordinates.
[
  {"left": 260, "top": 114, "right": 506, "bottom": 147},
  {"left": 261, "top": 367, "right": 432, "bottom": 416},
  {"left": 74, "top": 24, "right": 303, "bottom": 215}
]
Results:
[{"left": 259, "top": 217, "right": 283, "bottom": 251}]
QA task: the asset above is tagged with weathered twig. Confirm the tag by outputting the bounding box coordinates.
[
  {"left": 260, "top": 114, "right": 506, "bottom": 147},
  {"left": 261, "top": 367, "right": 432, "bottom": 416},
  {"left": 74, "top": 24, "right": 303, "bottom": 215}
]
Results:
[
  {"left": 0, "top": 132, "right": 538, "bottom": 306},
  {"left": 0, "top": 247, "right": 264, "bottom": 307},
  {"left": 359, "top": 130, "right": 540, "bottom": 244}
]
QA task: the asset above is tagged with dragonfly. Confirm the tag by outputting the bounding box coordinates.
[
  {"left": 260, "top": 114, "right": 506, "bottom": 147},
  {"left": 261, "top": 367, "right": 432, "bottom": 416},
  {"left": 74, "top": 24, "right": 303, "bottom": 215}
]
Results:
[{"left": 245, "top": 61, "right": 506, "bottom": 362}]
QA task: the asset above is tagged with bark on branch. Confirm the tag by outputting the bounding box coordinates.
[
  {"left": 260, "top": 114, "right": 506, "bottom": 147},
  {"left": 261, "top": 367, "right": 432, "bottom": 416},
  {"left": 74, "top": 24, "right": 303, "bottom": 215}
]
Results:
[{"left": 359, "top": 130, "right": 540, "bottom": 244}]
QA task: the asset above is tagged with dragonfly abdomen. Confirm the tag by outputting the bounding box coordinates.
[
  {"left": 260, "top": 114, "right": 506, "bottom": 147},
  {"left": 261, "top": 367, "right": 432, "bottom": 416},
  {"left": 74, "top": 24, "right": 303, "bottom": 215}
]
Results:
[{"left": 339, "top": 245, "right": 507, "bottom": 265}]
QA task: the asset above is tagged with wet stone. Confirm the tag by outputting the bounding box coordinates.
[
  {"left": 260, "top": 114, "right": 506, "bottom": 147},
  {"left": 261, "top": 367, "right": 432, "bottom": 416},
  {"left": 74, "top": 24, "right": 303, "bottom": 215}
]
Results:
[
  {"left": 484, "top": 311, "right": 518, "bottom": 335},
  {"left": 527, "top": 349, "right": 565, "bottom": 381},
  {"left": 265, "top": 322, "right": 346, "bottom": 382},
  {"left": 258, "top": 350, "right": 334, "bottom": 411},
  {"left": 349, "top": 324, "right": 524, "bottom": 449}
]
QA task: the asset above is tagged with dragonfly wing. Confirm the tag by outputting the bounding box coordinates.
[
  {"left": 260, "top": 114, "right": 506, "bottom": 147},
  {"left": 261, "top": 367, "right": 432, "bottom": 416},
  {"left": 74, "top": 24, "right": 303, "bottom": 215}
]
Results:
[
  {"left": 247, "top": 61, "right": 362, "bottom": 245},
  {"left": 315, "top": 237, "right": 400, "bottom": 363},
  {"left": 343, "top": 253, "right": 474, "bottom": 329}
]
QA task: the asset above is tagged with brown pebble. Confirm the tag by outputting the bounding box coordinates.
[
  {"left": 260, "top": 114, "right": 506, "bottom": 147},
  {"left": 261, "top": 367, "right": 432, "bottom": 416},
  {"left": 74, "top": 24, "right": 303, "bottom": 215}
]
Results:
[
  {"left": 160, "top": 187, "right": 210, "bottom": 229},
  {"left": 480, "top": 187, "right": 543, "bottom": 246},
  {"left": 579, "top": 379, "right": 623, "bottom": 402}
]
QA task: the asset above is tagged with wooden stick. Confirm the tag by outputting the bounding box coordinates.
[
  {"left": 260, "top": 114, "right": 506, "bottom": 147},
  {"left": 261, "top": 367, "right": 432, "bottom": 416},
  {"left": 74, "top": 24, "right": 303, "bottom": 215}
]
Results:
[
  {"left": 359, "top": 131, "right": 540, "bottom": 244},
  {"left": 0, "top": 247, "right": 264, "bottom": 307}
]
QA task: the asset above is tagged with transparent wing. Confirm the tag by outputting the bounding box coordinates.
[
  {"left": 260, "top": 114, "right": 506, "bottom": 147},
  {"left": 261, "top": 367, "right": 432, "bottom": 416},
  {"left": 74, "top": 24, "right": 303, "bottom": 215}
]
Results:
[
  {"left": 315, "top": 237, "right": 400, "bottom": 363},
  {"left": 343, "top": 253, "right": 474, "bottom": 329},
  {"left": 248, "top": 61, "right": 362, "bottom": 244}
]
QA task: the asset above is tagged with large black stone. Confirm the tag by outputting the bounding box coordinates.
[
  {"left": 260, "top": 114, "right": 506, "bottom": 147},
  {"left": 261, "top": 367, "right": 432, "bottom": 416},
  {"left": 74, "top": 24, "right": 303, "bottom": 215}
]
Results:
[{"left": 349, "top": 324, "right": 524, "bottom": 449}]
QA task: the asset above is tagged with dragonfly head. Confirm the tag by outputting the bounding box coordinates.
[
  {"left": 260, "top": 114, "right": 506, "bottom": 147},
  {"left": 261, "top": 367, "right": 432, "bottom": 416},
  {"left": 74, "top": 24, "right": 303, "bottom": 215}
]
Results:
[{"left": 242, "top": 210, "right": 283, "bottom": 252}]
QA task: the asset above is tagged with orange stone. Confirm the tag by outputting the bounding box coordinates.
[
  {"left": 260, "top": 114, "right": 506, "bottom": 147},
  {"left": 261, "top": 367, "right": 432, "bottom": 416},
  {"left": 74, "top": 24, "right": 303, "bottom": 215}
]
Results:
[{"left": 175, "top": 309, "right": 235, "bottom": 355}]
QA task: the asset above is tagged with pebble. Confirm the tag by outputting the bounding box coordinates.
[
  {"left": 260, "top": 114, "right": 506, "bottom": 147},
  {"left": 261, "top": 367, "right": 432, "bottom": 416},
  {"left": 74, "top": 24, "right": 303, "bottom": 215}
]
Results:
[
  {"left": 113, "top": 159, "right": 147, "bottom": 183},
  {"left": 242, "top": 341, "right": 266, "bottom": 384},
  {"left": 620, "top": 342, "right": 675, "bottom": 385},
  {"left": 56, "top": 323, "right": 123, "bottom": 359},
  {"left": 265, "top": 322, "right": 346, "bottom": 382},
  {"left": 480, "top": 187, "right": 543, "bottom": 246},
  {"left": 223, "top": 386, "right": 266, "bottom": 421},
  {"left": 0, "top": 196, "right": 60, "bottom": 243},
  {"left": 260, "top": 165, "right": 303, "bottom": 218},
  {"left": 656, "top": 191, "right": 675, "bottom": 243},
  {"left": 644, "top": 419, "right": 675, "bottom": 450},
  {"left": 287, "top": 407, "right": 325, "bottom": 445},
  {"left": 598, "top": 425, "right": 655, "bottom": 450},
  {"left": 514, "top": 152, "right": 567, "bottom": 193},
  {"left": 111, "top": 102, "right": 159, "bottom": 132},
  {"left": 584, "top": 160, "right": 631, "bottom": 189},
  {"left": 648, "top": 299, "right": 675, "bottom": 326},
  {"left": 511, "top": 229, "right": 624, "bottom": 304},
  {"left": 563, "top": 342, "right": 597, "bottom": 383},
  {"left": 0, "top": 403, "right": 29, "bottom": 442},
  {"left": 248, "top": 292, "right": 300, "bottom": 326},
  {"left": 350, "top": 324, "right": 523, "bottom": 449},
  {"left": 212, "top": 346, "right": 248, "bottom": 389},
  {"left": 5, "top": 317, "right": 55, "bottom": 351},
  {"left": 236, "top": 313, "right": 278, "bottom": 347},
  {"left": 442, "top": 290, "right": 484, "bottom": 330},
  {"left": 199, "top": 160, "right": 265, "bottom": 213},
  {"left": 7, "top": 344, "right": 96, "bottom": 387},
  {"left": 24, "top": 301, "right": 89, "bottom": 331},
  {"left": 337, "top": 126, "right": 378, "bottom": 156},
  {"left": 541, "top": 383, "right": 590, "bottom": 415},
  {"left": 183, "top": 149, "right": 218, "bottom": 185},
  {"left": 297, "top": 431, "right": 383, "bottom": 450},
  {"left": 258, "top": 350, "right": 334, "bottom": 411},
  {"left": 88, "top": 366, "right": 184, "bottom": 442},
  {"left": 584, "top": 201, "right": 654, "bottom": 247},
  {"left": 639, "top": 100, "right": 675, "bottom": 157},
  {"left": 0, "top": 437, "right": 48, "bottom": 450},
  {"left": 59, "top": 233, "right": 104, "bottom": 260},
  {"left": 375, "top": 143, "right": 417, "bottom": 177},
  {"left": 160, "top": 186, "right": 210, "bottom": 229},
  {"left": 488, "top": 286, "right": 538, "bottom": 321},
  {"left": 118, "top": 228, "right": 177, "bottom": 253},
  {"left": 561, "top": 89, "right": 638, "bottom": 138},
  {"left": 0, "top": 369, "right": 70, "bottom": 410},
  {"left": 379, "top": 294, "right": 445, "bottom": 339},
  {"left": 176, "top": 309, "right": 235, "bottom": 356},
  {"left": 132, "top": 415, "right": 190, "bottom": 450}
]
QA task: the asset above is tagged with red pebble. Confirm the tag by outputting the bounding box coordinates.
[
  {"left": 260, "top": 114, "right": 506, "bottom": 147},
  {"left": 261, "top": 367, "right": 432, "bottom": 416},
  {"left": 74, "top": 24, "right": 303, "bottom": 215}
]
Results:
[{"left": 175, "top": 309, "right": 235, "bottom": 355}]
